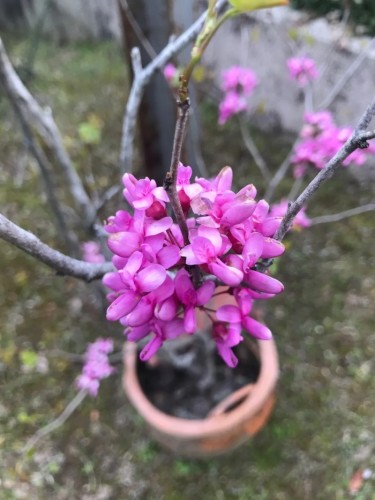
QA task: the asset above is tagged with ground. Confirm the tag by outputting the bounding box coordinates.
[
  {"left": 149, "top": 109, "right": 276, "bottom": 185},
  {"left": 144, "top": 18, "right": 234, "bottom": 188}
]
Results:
[{"left": 0, "top": 37, "right": 374, "bottom": 499}]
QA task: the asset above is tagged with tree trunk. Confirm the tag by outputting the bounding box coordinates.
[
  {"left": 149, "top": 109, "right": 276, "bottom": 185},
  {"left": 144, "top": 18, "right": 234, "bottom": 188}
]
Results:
[{"left": 119, "top": 0, "right": 176, "bottom": 184}]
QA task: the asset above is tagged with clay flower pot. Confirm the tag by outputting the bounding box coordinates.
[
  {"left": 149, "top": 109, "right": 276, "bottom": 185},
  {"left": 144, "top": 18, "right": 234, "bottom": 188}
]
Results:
[{"left": 122, "top": 338, "right": 279, "bottom": 457}]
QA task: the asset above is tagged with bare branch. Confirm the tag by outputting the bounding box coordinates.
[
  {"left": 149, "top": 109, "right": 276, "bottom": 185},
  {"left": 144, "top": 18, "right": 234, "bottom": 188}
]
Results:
[
  {"left": 119, "top": 0, "right": 228, "bottom": 172},
  {"left": 118, "top": 0, "right": 158, "bottom": 60},
  {"left": 22, "top": 389, "right": 87, "bottom": 454},
  {"left": 164, "top": 99, "right": 190, "bottom": 245},
  {"left": 310, "top": 203, "right": 375, "bottom": 225},
  {"left": 319, "top": 38, "right": 375, "bottom": 110},
  {"left": 264, "top": 135, "right": 300, "bottom": 201},
  {"left": 0, "top": 37, "right": 96, "bottom": 226},
  {"left": 13, "top": 104, "right": 80, "bottom": 255},
  {"left": 239, "top": 118, "right": 271, "bottom": 182},
  {"left": 274, "top": 97, "right": 375, "bottom": 242},
  {"left": 0, "top": 214, "right": 114, "bottom": 281}
]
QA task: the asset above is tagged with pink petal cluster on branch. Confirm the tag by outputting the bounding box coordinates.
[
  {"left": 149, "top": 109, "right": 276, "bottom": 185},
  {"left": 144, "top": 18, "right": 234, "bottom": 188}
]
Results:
[
  {"left": 287, "top": 57, "right": 318, "bottom": 87},
  {"left": 76, "top": 338, "right": 115, "bottom": 397},
  {"left": 218, "top": 66, "right": 258, "bottom": 125},
  {"left": 103, "top": 164, "right": 285, "bottom": 367},
  {"left": 292, "top": 111, "right": 375, "bottom": 178}
]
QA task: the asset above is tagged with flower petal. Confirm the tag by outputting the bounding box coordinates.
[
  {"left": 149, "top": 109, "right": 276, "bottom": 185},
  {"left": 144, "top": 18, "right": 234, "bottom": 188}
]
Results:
[
  {"left": 209, "top": 259, "right": 243, "bottom": 286},
  {"left": 157, "top": 245, "right": 180, "bottom": 269},
  {"left": 106, "top": 291, "right": 140, "bottom": 321},
  {"left": 102, "top": 272, "right": 126, "bottom": 292},
  {"left": 261, "top": 238, "right": 285, "bottom": 259},
  {"left": 184, "top": 305, "right": 197, "bottom": 333},
  {"left": 216, "top": 344, "right": 238, "bottom": 368},
  {"left": 216, "top": 304, "right": 242, "bottom": 323},
  {"left": 145, "top": 216, "right": 173, "bottom": 236},
  {"left": 242, "top": 232, "right": 264, "bottom": 271},
  {"left": 136, "top": 264, "right": 167, "bottom": 293},
  {"left": 244, "top": 270, "right": 284, "bottom": 294},
  {"left": 242, "top": 316, "right": 272, "bottom": 340},
  {"left": 107, "top": 232, "right": 141, "bottom": 258},
  {"left": 140, "top": 335, "right": 163, "bottom": 361},
  {"left": 125, "top": 297, "right": 154, "bottom": 327},
  {"left": 196, "top": 280, "right": 215, "bottom": 306}
]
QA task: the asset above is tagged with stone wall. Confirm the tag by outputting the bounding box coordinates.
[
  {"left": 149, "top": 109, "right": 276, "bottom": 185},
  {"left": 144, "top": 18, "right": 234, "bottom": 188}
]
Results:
[
  {"left": 203, "top": 7, "right": 375, "bottom": 133},
  {"left": 0, "top": 0, "right": 122, "bottom": 41}
]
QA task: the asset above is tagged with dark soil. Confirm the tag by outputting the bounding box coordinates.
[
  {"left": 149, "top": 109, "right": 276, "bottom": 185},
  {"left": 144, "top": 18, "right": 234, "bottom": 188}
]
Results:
[{"left": 137, "top": 341, "right": 260, "bottom": 419}]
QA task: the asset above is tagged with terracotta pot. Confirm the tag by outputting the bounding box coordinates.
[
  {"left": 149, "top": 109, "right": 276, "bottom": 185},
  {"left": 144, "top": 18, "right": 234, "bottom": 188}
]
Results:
[{"left": 122, "top": 338, "right": 279, "bottom": 457}]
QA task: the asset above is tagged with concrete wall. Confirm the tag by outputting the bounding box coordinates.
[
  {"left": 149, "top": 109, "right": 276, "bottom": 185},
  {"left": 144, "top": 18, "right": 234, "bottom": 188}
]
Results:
[
  {"left": 0, "top": 0, "right": 122, "bottom": 41},
  {"left": 203, "top": 7, "right": 375, "bottom": 133}
]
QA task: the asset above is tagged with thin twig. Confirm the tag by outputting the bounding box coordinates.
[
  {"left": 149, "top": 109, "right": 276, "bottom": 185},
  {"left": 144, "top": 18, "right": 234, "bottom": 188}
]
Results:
[
  {"left": 22, "top": 390, "right": 87, "bottom": 454},
  {"left": 319, "top": 38, "right": 375, "bottom": 110},
  {"left": 164, "top": 99, "right": 190, "bottom": 245},
  {"left": 239, "top": 118, "right": 271, "bottom": 182},
  {"left": 0, "top": 214, "right": 114, "bottom": 281},
  {"left": 119, "top": 0, "right": 228, "bottom": 172},
  {"left": 316, "top": 5, "right": 351, "bottom": 82},
  {"left": 13, "top": 105, "right": 80, "bottom": 255},
  {"left": 264, "top": 135, "right": 300, "bottom": 202},
  {"left": 310, "top": 203, "right": 375, "bottom": 225},
  {"left": 118, "top": 0, "right": 158, "bottom": 61},
  {"left": 0, "top": 37, "right": 96, "bottom": 227}
]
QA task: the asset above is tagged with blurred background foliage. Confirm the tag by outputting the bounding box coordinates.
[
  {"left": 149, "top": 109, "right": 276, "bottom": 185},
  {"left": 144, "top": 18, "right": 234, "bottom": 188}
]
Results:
[{"left": 292, "top": 0, "right": 375, "bottom": 35}]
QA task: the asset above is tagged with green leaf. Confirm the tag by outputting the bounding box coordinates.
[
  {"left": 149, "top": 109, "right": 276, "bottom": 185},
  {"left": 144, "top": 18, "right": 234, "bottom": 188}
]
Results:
[
  {"left": 229, "top": 0, "right": 288, "bottom": 12},
  {"left": 19, "top": 349, "right": 38, "bottom": 368}
]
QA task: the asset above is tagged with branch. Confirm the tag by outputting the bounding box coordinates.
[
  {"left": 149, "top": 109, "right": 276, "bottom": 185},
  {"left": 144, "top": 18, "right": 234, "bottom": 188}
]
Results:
[
  {"left": 0, "top": 37, "right": 96, "bottom": 227},
  {"left": 14, "top": 103, "right": 80, "bottom": 255},
  {"left": 119, "top": 0, "right": 228, "bottom": 172},
  {"left": 239, "top": 117, "right": 271, "bottom": 182},
  {"left": 310, "top": 203, "right": 375, "bottom": 225},
  {"left": 0, "top": 214, "right": 114, "bottom": 281},
  {"left": 264, "top": 135, "right": 300, "bottom": 201},
  {"left": 274, "top": 98, "right": 375, "bottom": 242},
  {"left": 22, "top": 389, "right": 86, "bottom": 454},
  {"left": 319, "top": 37, "right": 375, "bottom": 110},
  {"left": 118, "top": 0, "right": 157, "bottom": 60},
  {"left": 164, "top": 99, "right": 190, "bottom": 245}
]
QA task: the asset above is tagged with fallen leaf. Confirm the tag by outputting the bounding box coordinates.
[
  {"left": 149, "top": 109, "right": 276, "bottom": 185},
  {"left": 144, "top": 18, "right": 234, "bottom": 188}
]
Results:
[{"left": 349, "top": 469, "right": 364, "bottom": 494}]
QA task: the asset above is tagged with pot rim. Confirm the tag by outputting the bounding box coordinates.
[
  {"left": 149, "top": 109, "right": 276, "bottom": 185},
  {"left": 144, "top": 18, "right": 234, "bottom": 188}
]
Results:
[{"left": 122, "top": 338, "right": 279, "bottom": 439}]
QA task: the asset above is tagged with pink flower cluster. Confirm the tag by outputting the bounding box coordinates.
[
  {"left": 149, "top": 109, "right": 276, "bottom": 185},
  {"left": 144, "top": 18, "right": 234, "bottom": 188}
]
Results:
[
  {"left": 218, "top": 66, "right": 258, "bottom": 125},
  {"left": 103, "top": 164, "right": 286, "bottom": 368},
  {"left": 81, "top": 241, "right": 105, "bottom": 264},
  {"left": 292, "top": 111, "right": 375, "bottom": 177},
  {"left": 287, "top": 57, "right": 318, "bottom": 87},
  {"left": 270, "top": 200, "right": 311, "bottom": 231},
  {"left": 76, "top": 338, "right": 114, "bottom": 396}
]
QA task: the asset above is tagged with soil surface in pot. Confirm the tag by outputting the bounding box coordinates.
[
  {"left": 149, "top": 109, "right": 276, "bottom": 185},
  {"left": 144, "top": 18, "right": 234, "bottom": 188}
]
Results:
[{"left": 137, "top": 343, "right": 260, "bottom": 419}]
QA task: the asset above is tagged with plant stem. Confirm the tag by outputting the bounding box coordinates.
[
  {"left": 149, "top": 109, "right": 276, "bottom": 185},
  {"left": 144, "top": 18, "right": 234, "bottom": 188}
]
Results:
[{"left": 164, "top": 98, "right": 190, "bottom": 245}]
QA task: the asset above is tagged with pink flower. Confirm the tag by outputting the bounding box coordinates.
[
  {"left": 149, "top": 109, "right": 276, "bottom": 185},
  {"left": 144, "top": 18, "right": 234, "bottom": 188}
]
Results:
[
  {"left": 292, "top": 111, "right": 374, "bottom": 175},
  {"left": 287, "top": 57, "right": 318, "bottom": 86},
  {"left": 123, "top": 173, "right": 169, "bottom": 210},
  {"left": 175, "top": 269, "right": 215, "bottom": 333},
  {"left": 76, "top": 338, "right": 114, "bottom": 397},
  {"left": 221, "top": 66, "right": 258, "bottom": 96},
  {"left": 217, "top": 289, "right": 272, "bottom": 341},
  {"left": 81, "top": 241, "right": 105, "bottom": 263},
  {"left": 104, "top": 164, "right": 286, "bottom": 368},
  {"left": 218, "top": 91, "right": 247, "bottom": 125},
  {"left": 163, "top": 63, "right": 177, "bottom": 83},
  {"left": 212, "top": 321, "right": 243, "bottom": 368}
]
